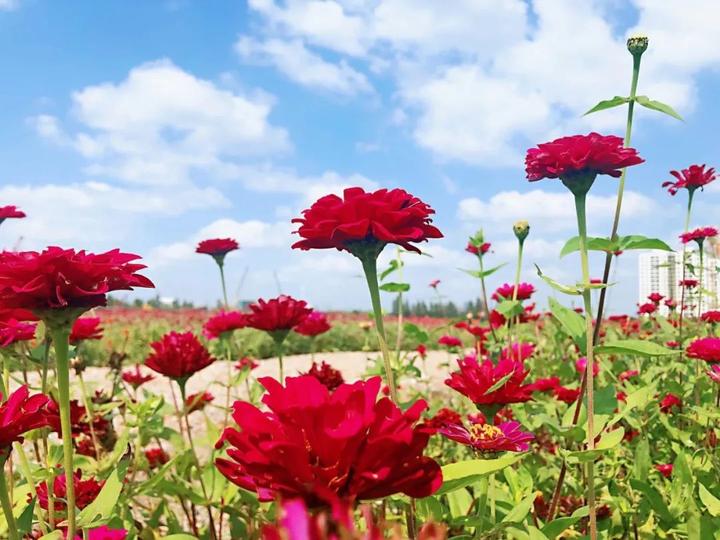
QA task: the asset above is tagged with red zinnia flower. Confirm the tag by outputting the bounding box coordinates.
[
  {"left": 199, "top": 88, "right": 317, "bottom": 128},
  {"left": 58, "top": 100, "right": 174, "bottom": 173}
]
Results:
[
  {"left": 647, "top": 292, "right": 664, "bottom": 304},
  {"left": 36, "top": 470, "right": 103, "bottom": 513},
  {"left": 294, "top": 311, "right": 331, "bottom": 337},
  {"left": 654, "top": 464, "right": 673, "bottom": 478},
  {"left": 554, "top": 386, "right": 581, "bottom": 404},
  {"left": 637, "top": 302, "right": 657, "bottom": 315},
  {"left": 0, "top": 386, "right": 57, "bottom": 452},
  {"left": 665, "top": 298, "right": 678, "bottom": 310},
  {"left": 195, "top": 238, "right": 239, "bottom": 258},
  {"left": 707, "top": 365, "right": 720, "bottom": 384},
  {"left": 440, "top": 421, "right": 534, "bottom": 453},
  {"left": 121, "top": 364, "right": 155, "bottom": 389},
  {"left": 659, "top": 393, "right": 682, "bottom": 413},
  {"left": 618, "top": 369, "right": 639, "bottom": 382},
  {"left": 144, "top": 331, "right": 216, "bottom": 381},
  {"left": 489, "top": 309, "right": 506, "bottom": 329},
  {"left": 445, "top": 356, "right": 532, "bottom": 408},
  {"left": 437, "top": 335, "right": 462, "bottom": 349},
  {"left": 185, "top": 391, "right": 214, "bottom": 413},
  {"left": 69, "top": 317, "right": 103, "bottom": 344},
  {"left": 0, "top": 205, "right": 26, "bottom": 221},
  {"left": 527, "top": 376, "right": 560, "bottom": 393},
  {"left": 145, "top": 447, "right": 170, "bottom": 469},
  {"left": 235, "top": 356, "right": 259, "bottom": 371},
  {"left": 202, "top": 310, "right": 248, "bottom": 340},
  {"left": 466, "top": 242, "right": 491, "bottom": 256},
  {"left": 428, "top": 279, "right": 441, "bottom": 289},
  {"left": 422, "top": 408, "right": 462, "bottom": 431},
  {"left": 662, "top": 164, "right": 716, "bottom": 195},
  {"left": 686, "top": 337, "right": 720, "bottom": 363},
  {"left": 525, "top": 132, "right": 643, "bottom": 182},
  {"left": 679, "top": 226, "right": 718, "bottom": 244},
  {"left": 492, "top": 282, "right": 535, "bottom": 302},
  {"left": 416, "top": 344, "right": 427, "bottom": 359},
  {"left": 0, "top": 247, "right": 153, "bottom": 314},
  {"left": 0, "top": 319, "right": 37, "bottom": 347},
  {"left": 291, "top": 187, "right": 443, "bottom": 255},
  {"left": 302, "top": 361, "right": 344, "bottom": 392},
  {"left": 701, "top": 310, "right": 720, "bottom": 324},
  {"left": 215, "top": 376, "right": 442, "bottom": 507},
  {"left": 246, "top": 295, "right": 312, "bottom": 334}
]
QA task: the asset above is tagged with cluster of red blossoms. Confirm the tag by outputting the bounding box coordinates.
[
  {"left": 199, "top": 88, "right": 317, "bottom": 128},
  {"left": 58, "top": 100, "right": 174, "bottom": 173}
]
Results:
[
  {"left": 492, "top": 282, "right": 535, "bottom": 302},
  {"left": 215, "top": 376, "right": 442, "bottom": 507}
]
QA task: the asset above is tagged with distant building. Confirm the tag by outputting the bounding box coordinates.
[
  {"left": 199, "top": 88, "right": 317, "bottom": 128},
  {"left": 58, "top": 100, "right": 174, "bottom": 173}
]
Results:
[{"left": 638, "top": 249, "right": 719, "bottom": 316}]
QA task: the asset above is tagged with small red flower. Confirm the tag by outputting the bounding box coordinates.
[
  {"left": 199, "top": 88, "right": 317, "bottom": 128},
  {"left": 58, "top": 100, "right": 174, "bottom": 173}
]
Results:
[
  {"left": 686, "top": 337, "right": 720, "bottom": 363},
  {"left": 121, "top": 364, "right": 155, "bottom": 389},
  {"left": 294, "top": 311, "right": 331, "bottom": 337},
  {"left": 466, "top": 242, "right": 491, "bottom": 256},
  {"left": 662, "top": 164, "right": 716, "bottom": 195},
  {"left": 144, "top": 331, "right": 216, "bottom": 381},
  {"left": 445, "top": 356, "right": 532, "bottom": 408},
  {"left": 302, "top": 361, "right": 344, "bottom": 391},
  {"left": 618, "top": 369, "right": 639, "bottom": 382},
  {"left": 185, "top": 391, "right": 214, "bottom": 413},
  {"left": 0, "top": 319, "right": 37, "bottom": 347},
  {"left": 637, "top": 302, "right": 657, "bottom": 315},
  {"left": 437, "top": 335, "right": 462, "bottom": 349},
  {"left": 69, "top": 317, "right": 103, "bottom": 344},
  {"left": 489, "top": 309, "right": 506, "bottom": 329},
  {"left": 654, "top": 463, "right": 673, "bottom": 478},
  {"left": 145, "top": 447, "right": 170, "bottom": 469},
  {"left": 659, "top": 393, "right": 682, "bottom": 414},
  {"left": 647, "top": 292, "right": 664, "bottom": 304},
  {"left": 202, "top": 310, "right": 248, "bottom": 340},
  {"left": 235, "top": 356, "right": 259, "bottom": 371},
  {"left": 422, "top": 408, "right": 462, "bottom": 431},
  {"left": 416, "top": 344, "right": 427, "bottom": 359},
  {"left": 492, "top": 282, "right": 535, "bottom": 302},
  {"left": 554, "top": 386, "right": 581, "bottom": 404},
  {"left": 247, "top": 295, "right": 312, "bottom": 334},
  {"left": 455, "top": 321, "right": 489, "bottom": 339},
  {"left": 0, "top": 247, "right": 153, "bottom": 314},
  {"left": 215, "top": 376, "right": 442, "bottom": 507},
  {"left": 0, "top": 386, "right": 57, "bottom": 452},
  {"left": 664, "top": 298, "right": 678, "bottom": 310},
  {"left": 428, "top": 279, "right": 441, "bottom": 289},
  {"left": 36, "top": 470, "right": 103, "bottom": 513},
  {"left": 527, "top": 376, "right": 560, "bottom": 393},
  {"left": 440, "top": 421, "right": 534, "bottom": 453},
  {"left": 575, "top": 357, "right": 599, "bottom": 377},
  {"left": 0, "top": 205, "right": 25, "bottom": 221},
  {"left": 525, "top": 132, "right": 643, "bottom": 182},
  {"left": 679, "top": 278, "right": 698, "bottom": 288},
  {"left": 701, "top": 310, "right": 720, "bottom": 324},
  {"left": 291, "top": 187, "right": 443, "bottom": 255},
  {"left": 195, "top": 238, "right": 239, "bottom": 258},
  {"left": 679, "top": 226, "right": 718, "bottom": 244}
]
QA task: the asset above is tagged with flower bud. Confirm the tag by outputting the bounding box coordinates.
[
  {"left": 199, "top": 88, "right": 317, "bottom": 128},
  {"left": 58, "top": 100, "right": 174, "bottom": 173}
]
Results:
[
  {"left": 513, "top": 220, "right": 530, "bottom": 243},
  {"left": 627, "top": 34, "right": 648, "bottom": 57}
]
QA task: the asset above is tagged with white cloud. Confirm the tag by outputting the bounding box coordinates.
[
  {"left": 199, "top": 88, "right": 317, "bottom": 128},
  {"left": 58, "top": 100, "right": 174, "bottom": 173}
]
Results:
[
  {"left": 236, "top": 37, "right": 371, "bottom": 95},
  {"left": 0, "top": 0, "right": 18, "bottom": 10}
]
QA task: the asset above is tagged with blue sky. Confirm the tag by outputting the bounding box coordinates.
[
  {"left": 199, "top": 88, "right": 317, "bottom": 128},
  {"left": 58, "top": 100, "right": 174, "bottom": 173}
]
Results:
[{"left": 1, "top": 0, "right": 720, "bottom": 313}]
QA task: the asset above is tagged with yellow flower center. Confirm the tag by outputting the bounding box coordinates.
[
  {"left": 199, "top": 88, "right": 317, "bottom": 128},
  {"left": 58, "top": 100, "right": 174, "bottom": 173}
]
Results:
[{"left": 469, "top": 423, "right": 502, "bottom": 442}]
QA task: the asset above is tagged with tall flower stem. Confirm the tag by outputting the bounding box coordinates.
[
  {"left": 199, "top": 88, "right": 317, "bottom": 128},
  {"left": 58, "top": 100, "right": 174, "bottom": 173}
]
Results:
[
  {"left": 276, "top": 341, "right": 285, "bottom": 385},
  {"left": 678, "top": 189, "right": 696, "bottom": 345},
  {"left": 49, "top": 326, "right": 77, "bottom": 540},
  {"left": 478, "top": 255, "right": 497, "bottom": 342},
  {"left": 13, "top": 442, "right": 48, "bottom": 535},
  {"left": 0, "top": 457, "right": 19, "bottom": 540},
  {"left": 217, "top": 261, "right": 229, "bottom": 308},
  {"left": 360, "top": 255, "right": 398, "bottom": 403}
]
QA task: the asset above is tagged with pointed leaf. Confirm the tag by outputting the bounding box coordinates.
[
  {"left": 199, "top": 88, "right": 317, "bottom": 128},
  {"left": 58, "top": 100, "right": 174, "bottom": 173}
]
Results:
[
  {"left": 699, "top": 483, "right": 720, "bottom": 517},
  {"left": 379, "top": 282, "right": 410, "bottom": 293},
  {"left": 595, "top": 339, "right": 678, "bottom": 357},
  {"left": 584, "top": 95, "right": 630, "bottom": 115},
  {"left": 460, "top": 263, "right": 507, "bottom": 280},
  {"left": 634, "top": 95, "right": 683, "bottom": 121},
  {"left": 436, "top": 454, "right": 526, "bottom": 495},
  {"left": 618, "top": 235, "right": 674, "bottom": 252},
  {"left": 548, "top": 297, "right": 586, "bottom": 354},
  {"left": 535, "top": 264, "right": 580, "bottom": 295}
]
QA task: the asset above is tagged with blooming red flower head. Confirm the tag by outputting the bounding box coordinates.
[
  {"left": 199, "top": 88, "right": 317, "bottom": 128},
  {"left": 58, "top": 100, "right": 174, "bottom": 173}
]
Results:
[
  {"left": 121, "top": 364, "right": 155, "bottom": 389},
  {"left": 701, "top": 310, "right": 720, "bottom": 324},
  {"left": 662, "top": 164, "right": 716, "bottom": 195},
  {"left": 291, "top": 187, "right": 443, "bottom": 256},
  {"left": 686, "top": 337, "right": 720, "bottom": 363},
  {"left": 659, "top": 393, "right": 682, "bottom": 414},
  {"left": 69, "top": 317, "right": 103, "bottom": 344},
  {"left": 647, "top": 292, "right": 664, "bottom": 304},
  {"left": 679, "top": 226, "right": 718, "bottom": 245},
  {"left": 0, "top": 205, "right": 26, "bottom": 222},
  {"left": 0, "top": 386, "right": 57, "bottom": 452},
  {"left": 215, "top": 375, "right": 442, "bottom": 507},
  {"left": 527, "top": 376, "right": 560, "bottom": 393},
  {"left": 664, "top": 298, "right": 678, "bottom": 310},
  {"left": 235, "top": 356, "right": 259, "bottom": 371},
  {"left": 492, "top": 282, "right": 535, "bottom": 302},
  {"left": 525, "top": 132, "right": 644, "bottom": 184},
  {"left": 0, "top": 247, "right": 153, "bottom": 322},
  {"left": 416, "top": 344, "right": 427, "bottom": 359},
  {"left": 466, "top": 241, "right": 491, "bottom": 256},
  {"left": 441, "top": 420, "right": 534, "bottom": 453},
  {"left": 707, "top": 364, "right": 720, "bottom": 384},
  {"left": 144, "top": 331, "right": 215, "bottom": 382},
  {"left": 422, "top": 408, "right": 462, "bottom": 432},
  {"left": 294, "top": 310, "right": 331, "bottom": 337},
  {"left": 185, "top": 391, "right": 214, "bottom": 413},
  {"left": 489, "top": 309, "right": 506, "bottom": 329},
  {"left": 145, "top": 447, "right": 170, "bottom": 469},
  {"left": 247, "top": 295, "right": 312, "bottom": 337},
  {"left": 195, "top": 238, "right": 239, "bottom": 260},
  {"left": 202, "top": 310, "right": 248, "bottom": 340},
  {"left": 0, "top": 319, "right": 37, "bottom": 347},
  {"left": 554, "top": 386, "right": 581, "bottom": 404},
  {"left": 302, "top": 361, "right": 344, "bottom": 392},
  {"left": 445, "top": 356, "right": 533, "bottom": 410},
  {"left": 437, "top": 335, "right": 462, "bottom": 349},
  {"left": 637, "top": 302, "right": 657, "bottom": 315},
  {"left": 36, "top": 470, "right": 103, "bottom": 514},
  {"left": 654, "top": 464, "right": 673, "bottom": 479}
]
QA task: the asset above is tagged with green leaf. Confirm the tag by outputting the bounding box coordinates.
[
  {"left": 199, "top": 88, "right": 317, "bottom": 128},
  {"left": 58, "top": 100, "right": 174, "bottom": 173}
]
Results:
[
  {"left": 560, "top": 236, "right": 616, "bottom": 257},
  {"left": 535, "top": 264, "right": 580, "bottom": 296},
  {"left": 594, "top": 339, "right": 679, "bottom": 357},
  {"left": 619, "top": 235, "right": 674, "bottom": 252},
  {"left": 699, "top": 483, "right": 720, "bottom": 517},
  {"left": 630, "top": 479, "right": 675, "bottom": 524},
  {"left": 584, "top": 95, "right": 630, "bottom": 115},
  {"left": 541, "top": 507, "right": 589, "bottom": 539},
  {"left": 634, "top": 95, "right": 683, "bottom": 121},
  {"left": 548, "top": 298, "right": 586, "bottom": 355},
  {"left": 403, "top": 322, "right": 428, "bottom": 343},
  {"left": 164, "top": 536, "right": 199, "bottom": 540},
  {"left": 560, "top": 234, "right": 673, "bottom": 257},
  {"left": 436, "top": 454, "right": 525, "bottom": 495},
  {"left": 495, "top": 299, "right": 524, "bottom": 318},
  {"left": 379, "top": 259, "right": 399, "bottom": 280},
  {"left": 460, "top": 263, "right": 507, "bottom": 280},
  {"left": 634, "top": 437, "right": 651, "bottom": 482},
  {"left": 566, "top": 428, "right": 624, "bottom": 463},
  {"left": 501, "top": 492, "right": 536, "bottom": 523},
  {"left": 74, "top": 462, "right": 128, "bottom": 528},
  {"left": 379, "top": 282, "right": 410, "bottom": 293}
]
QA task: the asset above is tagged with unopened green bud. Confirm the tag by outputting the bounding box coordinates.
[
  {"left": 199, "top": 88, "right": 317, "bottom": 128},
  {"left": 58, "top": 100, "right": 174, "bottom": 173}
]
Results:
[
  {"left": 627, "top": 34, "right": 648, "bottom": 57},
  {"left": 513, "top": 220, "right": 530, "bottom": 242}
]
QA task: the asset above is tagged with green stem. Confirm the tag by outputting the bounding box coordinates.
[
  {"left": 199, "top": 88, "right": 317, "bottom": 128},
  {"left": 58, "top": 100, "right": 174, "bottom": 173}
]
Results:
[
  {"left": 218, "top": 262, "right": 229, "bottom": 308},
  {"left": 360, "top": 256, "right": 398, "bottom": 403},
  {"left": 13, "top": 442, "right": 48, "bottom": 535},
  {"left": 277, "top": 341, "right": 285, "bottom": 385},
  {"left": 478, "top": 255, "right": 498, "bottom": 342},
  {"left": 678, "top": 189, "right": 696, "bottom": 345},
  {"left": 574, "top": 192, "right": 597, "bottom": 540},
  {"left": 0, "top": 458, "right": 19, "bottom": 540},
  {"left": 50, "top": 327, "right": 77, "bottom": 539}
]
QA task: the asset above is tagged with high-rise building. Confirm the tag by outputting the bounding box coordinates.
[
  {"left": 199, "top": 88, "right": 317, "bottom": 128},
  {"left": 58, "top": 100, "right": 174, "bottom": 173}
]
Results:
[{"left": 638, "top": 249, "right": 719, "bottom": 316}]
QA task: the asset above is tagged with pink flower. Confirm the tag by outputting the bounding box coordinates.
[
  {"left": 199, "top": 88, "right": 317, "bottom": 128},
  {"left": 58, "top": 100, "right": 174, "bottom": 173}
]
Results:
[
  {"left": 637, "top": 302, "right": 657, "bottom": 315},
  {"left": 416, "top": 344, "right": 427, "bottom": 359},
  {"left": 662, "top": 164, "right": 716, "bottom": 195},
  {"left": 707, "top": 364, "right": 720, "bottom": 384},
  {"left": 679, "top": 279, "right": 698, "bottom": 288},
  {"left": 185, "top": 391, "right": 214, "bottom": 413},
  {"left": 647, "top": 292, "right": 664, "bottom": 304},
  {"left": 554, "top": 386, "right": 581, "bottom": 404},
  {"left": 701, "top": 310, "right": 720, "bottom": 324},
  {"left": 527, "top": 376, "right": 560, "bottom": 393},
  {"left": 69, "top": 317, "right": 103, "bottom": 344},
  {"left": 203, "top": 311, "right": 248, "bottom": 340},
  {"left": 679, "top": 226, "right": 718, "bottom": 244},
  {"left": 0, "top": 319, "right": 37, "bottom": 347},
  {"left": 466, "top": 242, "right": 491, "bottom": 256},
  {"left": 235, "top": 356, "right": 259, "bottom": 371},
  {"left": 294, "top": 311, "right": 331, "bottom": 337},
  {"left": 687, "top": 337, "right": 720, "bottom": 363},
  {"left": 437, "top": 335, "right": 462, "bottom": 349},
  {"left": 575, "top": 357, "right": 599, "bottom": 377},
  {"left": 302, "top": 361, "right": 344, "bottom": 392},
  {"left": 121, "top": 365, "right": 155, "bottom": 389},
  {"left": 654, "top": 464, "right": 673, "bottom": 478},
  {"left": 429, "top": 279, "right": 441, "bottom": 289},
  {"left": 440, "top": 421, "right": 534, "bottom": 453},
  {"left": 665, "top": 298, "right": 678, "bottom": 310},
  {"left": 492, "top": 283, "right": 535, "bottom": 302},
  {"left": 0, "top": 205, "right": 26, "bottom": 222}
]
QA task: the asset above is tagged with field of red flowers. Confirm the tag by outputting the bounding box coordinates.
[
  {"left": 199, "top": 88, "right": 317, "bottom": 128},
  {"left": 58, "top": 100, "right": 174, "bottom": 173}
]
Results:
[{"left": 1, "top": 35, "right": 720, "bottom": 540}]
